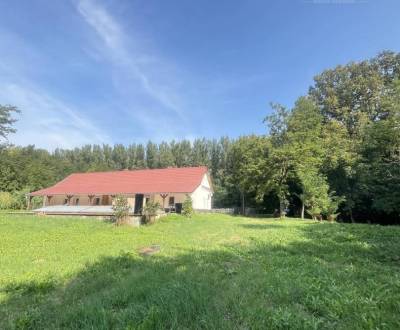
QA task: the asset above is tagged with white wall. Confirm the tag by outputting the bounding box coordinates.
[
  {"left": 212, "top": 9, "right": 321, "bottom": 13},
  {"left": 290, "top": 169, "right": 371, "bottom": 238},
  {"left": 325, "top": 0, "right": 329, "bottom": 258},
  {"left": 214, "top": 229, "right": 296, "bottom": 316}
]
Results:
[
  {"left": 152, "top": 193, "right": 188, "bottom": 208},
  {"left": 190, "top": 174, "right": 213, "bottom": 210}
]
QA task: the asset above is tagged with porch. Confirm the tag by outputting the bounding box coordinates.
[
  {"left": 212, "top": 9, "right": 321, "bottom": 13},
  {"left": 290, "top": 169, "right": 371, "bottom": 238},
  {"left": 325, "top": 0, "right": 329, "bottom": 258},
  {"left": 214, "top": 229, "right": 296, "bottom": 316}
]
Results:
[
  {"left": 30, "top": 192, "right": 187, "bottom": 215},
  {"left": 33, "top": 205, "right": 125, "bottom": 216}
]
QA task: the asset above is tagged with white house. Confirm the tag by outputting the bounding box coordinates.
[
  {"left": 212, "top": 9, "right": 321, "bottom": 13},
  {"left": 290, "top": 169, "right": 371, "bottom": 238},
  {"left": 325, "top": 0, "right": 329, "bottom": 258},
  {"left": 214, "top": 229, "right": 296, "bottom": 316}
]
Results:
[{"left": 28, "top": 166, "right": 213, "bottom": 215}]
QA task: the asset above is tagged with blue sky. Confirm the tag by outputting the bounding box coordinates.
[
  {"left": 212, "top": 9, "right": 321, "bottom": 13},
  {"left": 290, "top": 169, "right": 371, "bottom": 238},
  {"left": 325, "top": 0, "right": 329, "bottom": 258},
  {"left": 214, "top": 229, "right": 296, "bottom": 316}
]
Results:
[{"left": 0, "top": 0, "right": 399, "bottom": 150}]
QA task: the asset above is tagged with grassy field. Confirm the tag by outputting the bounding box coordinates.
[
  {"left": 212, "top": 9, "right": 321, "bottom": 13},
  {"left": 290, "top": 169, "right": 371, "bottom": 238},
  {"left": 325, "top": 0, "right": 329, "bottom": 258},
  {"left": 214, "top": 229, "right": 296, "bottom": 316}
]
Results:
[{"left": 0, "top": 214, "right": 399, "bottom": 329}]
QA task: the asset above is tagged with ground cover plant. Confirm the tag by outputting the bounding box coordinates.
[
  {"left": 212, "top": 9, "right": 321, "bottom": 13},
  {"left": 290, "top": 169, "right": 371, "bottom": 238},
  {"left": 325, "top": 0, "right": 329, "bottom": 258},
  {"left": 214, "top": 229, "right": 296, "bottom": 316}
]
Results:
[{"left": 0, "top": 213, "right": 399, "bottom": 329}]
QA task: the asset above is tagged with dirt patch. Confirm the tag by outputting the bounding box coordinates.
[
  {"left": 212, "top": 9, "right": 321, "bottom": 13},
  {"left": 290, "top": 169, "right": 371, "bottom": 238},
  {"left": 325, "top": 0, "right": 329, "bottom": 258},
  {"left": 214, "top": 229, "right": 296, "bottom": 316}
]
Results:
[{"left": 138, "top": 245, "right": 160, "bottom": 256}]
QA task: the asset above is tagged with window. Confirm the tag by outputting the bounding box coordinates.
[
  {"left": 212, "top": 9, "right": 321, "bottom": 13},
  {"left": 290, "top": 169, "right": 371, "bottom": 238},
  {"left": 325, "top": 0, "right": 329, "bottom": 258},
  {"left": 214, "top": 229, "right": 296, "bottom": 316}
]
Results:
[
  {"left": 145, "top": 197, "right": 150, "bottom": 204},
  {"left": 64, "top": 199, "right": 68, "bottom": 205},
  {"left": 168, "top": 196, "right": 175, "bottom": 206},
  {"left": 95, "top": 198, "right": 100, "bottom": 205},
  {"left": 75, "top": 198, "right": 79, "bottom": 205}
]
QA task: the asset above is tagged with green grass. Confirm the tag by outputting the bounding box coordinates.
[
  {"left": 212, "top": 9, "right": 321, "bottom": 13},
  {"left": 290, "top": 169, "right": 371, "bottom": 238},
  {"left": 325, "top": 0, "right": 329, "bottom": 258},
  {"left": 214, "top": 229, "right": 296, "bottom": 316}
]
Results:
[{"left": 0, "top": 214, "right": 399, "bottom": 329}]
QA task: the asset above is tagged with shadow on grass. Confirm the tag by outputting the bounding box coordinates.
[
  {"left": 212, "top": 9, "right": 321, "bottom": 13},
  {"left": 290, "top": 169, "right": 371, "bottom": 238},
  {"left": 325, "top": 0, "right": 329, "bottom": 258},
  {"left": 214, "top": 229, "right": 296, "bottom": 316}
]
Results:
[{"left": 1, "top": 222, "right": 399, "bottom": 329}]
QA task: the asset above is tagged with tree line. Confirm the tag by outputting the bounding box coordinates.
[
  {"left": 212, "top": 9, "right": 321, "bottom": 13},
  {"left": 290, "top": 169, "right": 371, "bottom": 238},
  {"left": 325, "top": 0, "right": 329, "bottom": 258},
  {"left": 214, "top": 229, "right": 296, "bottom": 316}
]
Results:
[{"left": 1, "top": 51, "right": 399, "bottom": 224}]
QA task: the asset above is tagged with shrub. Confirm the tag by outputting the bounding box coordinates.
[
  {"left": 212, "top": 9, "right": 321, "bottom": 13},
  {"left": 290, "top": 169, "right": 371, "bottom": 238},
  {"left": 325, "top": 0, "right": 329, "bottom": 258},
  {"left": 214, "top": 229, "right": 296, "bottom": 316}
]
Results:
[
  {"left": 323, "top": 194, "right": 346, "bottom": 222},
  {"left": 182, "top": 195, "right": 194, "bottom": 218},
  {"left": 0, "top": 192, "right": 14, "bottom": 209},
  {"left": 12, "top": 189, "right": 30, "bottom": 209},
  {"left": 143, "top": 201, "right": 161, "bottom": 224},
  {"left": 0, "top": 189, "right": 44, "bottom": 210},
  {"left": 306, "top": 207, "right": 322, "bottom": 221},
  {"left": 112, "top": 195, "right": 131, "bottom": 225},
  {"left": 30, "top": 196, "right": 43, "bottom": 209}
]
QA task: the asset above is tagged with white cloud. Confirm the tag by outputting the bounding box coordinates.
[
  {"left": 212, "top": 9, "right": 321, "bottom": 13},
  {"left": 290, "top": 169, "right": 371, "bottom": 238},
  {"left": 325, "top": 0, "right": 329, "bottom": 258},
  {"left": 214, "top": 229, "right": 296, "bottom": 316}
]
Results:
[
  {"left": 0, "top": 1, "right": 198, "bottom": 150},
  {"left": 76, "top": 0, "right": 185, "bottom": 117},
  {"left": 0, "top": 83, "right": 111, "bottom": 150}
]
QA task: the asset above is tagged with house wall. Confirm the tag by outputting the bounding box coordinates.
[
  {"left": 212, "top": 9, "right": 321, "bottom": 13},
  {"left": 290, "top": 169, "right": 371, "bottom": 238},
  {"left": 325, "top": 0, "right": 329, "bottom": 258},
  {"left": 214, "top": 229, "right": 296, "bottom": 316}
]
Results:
[
  {"left": 190, "top": 174, "right": 213, "bottom": 210},
  {"left": 152, "top": 193, "right": 188, "bottom": 208},
  {"left": 46, "top": 194, "right": 136, "bottom": 206}
]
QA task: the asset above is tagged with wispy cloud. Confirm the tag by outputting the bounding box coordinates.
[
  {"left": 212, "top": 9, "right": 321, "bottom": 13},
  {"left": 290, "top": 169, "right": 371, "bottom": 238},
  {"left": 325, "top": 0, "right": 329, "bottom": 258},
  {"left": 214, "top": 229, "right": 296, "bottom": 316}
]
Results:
[
  {"left": 76, "top": 0, "right": 184, "bottom": 117},
  {"left": 0, "top": 82, "right": 111, "bottom": 150},
  {"left": 0, "top": 25, "right": 111, "bottom": 150}
]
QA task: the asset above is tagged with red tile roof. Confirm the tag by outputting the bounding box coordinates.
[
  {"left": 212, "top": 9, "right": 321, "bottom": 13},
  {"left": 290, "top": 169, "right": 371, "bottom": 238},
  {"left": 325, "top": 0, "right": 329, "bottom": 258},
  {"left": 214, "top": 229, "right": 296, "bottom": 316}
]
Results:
[{"left": 30, "top": 166, "right": 209, "bottom": 196}]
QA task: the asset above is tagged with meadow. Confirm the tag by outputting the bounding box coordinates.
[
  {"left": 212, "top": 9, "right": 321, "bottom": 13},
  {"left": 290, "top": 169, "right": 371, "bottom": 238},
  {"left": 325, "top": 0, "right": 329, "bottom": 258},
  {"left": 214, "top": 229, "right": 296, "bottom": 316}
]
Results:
[{"left": 0, "top": 213, "right": 399, "bottom": 329}]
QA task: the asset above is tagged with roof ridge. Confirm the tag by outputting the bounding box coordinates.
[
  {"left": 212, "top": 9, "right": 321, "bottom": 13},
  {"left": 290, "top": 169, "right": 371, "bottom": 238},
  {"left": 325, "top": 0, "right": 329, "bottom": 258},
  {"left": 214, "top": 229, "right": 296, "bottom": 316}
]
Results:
[{"left": 71, "top": 166, "right": 208, "bottom": 176}]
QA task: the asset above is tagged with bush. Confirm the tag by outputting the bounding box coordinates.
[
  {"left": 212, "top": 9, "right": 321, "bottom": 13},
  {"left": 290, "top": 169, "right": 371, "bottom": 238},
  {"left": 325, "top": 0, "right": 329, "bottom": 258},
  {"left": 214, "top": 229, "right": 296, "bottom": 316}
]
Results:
[
  {"left": 12, "top": 189, "right": 30, "bottom": 209},
  {"left": 0, "top": 189, "right": 44, "bottom": 210},
  {"left": 30, "top": 196, "right": 43, "bottom": 209},
  {"left": 143, "top": 201, "right": 161, "bottom": 224},
  {"left": 323, "top": 194, "right": 346, "bottom": 222},
  {"left": 182, "top": 195, "right": 194, "bottom": 218},
  {"left": 0, "top": 192, "right": 14, "bottom": 209},
  {"left": 112, "top": 195, "right": 131, "bottom": 225}
]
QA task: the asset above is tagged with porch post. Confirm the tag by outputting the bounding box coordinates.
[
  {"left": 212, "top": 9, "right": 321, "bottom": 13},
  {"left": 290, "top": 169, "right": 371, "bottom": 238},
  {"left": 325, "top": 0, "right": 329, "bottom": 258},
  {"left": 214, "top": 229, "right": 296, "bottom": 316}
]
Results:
[
  {"left": 160, "top": 193, "right": 168, "bottom": 209},
  {"left": 66, "top": 195, "right": 73, "bottom": 206}
]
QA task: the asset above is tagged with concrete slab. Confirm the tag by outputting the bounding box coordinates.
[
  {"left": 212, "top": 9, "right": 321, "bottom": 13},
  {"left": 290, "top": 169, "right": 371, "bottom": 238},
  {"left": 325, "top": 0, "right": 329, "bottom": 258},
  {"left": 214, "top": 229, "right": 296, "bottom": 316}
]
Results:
[{"left": 33, "top": 205, "right": 134, "bottom": 215}]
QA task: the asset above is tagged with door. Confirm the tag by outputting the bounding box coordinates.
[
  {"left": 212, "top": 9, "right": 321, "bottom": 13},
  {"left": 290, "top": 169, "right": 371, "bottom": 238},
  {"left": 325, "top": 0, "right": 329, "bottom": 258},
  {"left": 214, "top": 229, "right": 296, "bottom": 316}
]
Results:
[
  {"left": 101, "top": 195, "right": 110, "bottom": 205},
  {"left": 134, "top": 194, "right": 144, "bottom": 214}
]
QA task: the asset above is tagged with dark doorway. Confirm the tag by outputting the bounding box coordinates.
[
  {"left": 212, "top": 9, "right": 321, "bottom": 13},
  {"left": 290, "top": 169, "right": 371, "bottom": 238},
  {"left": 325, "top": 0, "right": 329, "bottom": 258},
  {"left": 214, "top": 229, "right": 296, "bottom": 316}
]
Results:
[{"left": 134, "top": 194, "right": 144, "bottom": 214}]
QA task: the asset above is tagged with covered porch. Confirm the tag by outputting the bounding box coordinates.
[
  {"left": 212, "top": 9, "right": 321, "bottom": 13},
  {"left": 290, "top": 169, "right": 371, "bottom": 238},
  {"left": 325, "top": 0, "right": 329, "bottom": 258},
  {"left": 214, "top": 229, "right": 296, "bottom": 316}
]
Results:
[
  {"left": 29, "top": 192, "right": 187, "bottom": 215},
  {"left": 33, "top": 205, "right": 124, "bottom": 216}
]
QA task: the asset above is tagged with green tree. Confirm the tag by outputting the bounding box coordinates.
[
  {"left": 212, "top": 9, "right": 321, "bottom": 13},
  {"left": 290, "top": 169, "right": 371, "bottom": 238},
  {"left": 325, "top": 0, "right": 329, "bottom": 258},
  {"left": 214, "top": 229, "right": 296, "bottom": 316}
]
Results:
[
  {"left": 158, "top": 141, "right": 174, "bottom": 168},
  {"left": 227, "top": 135, "right": 270, "bottom": 214},
  {"left": 146, "top": 141, "right": 159, "bottom": 169},
  {"left": 309, "top": 51, "right": 400, "bottom": 138},
  {"left": 263, "top": 103, "right": 296, "bottom": 218},
  {"left": 182, "top": 195, "right": 194, "bottom": 218},
  {"left": 112, "top": 144, "right": 129, "bottom": 170},
  {"left": 135, "top": 144, "right": 146, "bottom": 168},
  {"left": 357, "top": 80, "right": 400, "bottom": 215},
  {"left": 190, "top": 138, "right": 209, "bottom": 166},
  {"left": 112, "top": 195, "right": 131, "bottom": 225},
  {"left": 143, "top": 200, "right": 161, "bottom": 224},
  {"left": 286, "top": 97, "right": 326, "bottom": 218},
  {"left": 127, "top": 144, "right": 137, "bottom": 169},
  {"left": 0, "top": 105, "right": 20, "bottom": 142}
]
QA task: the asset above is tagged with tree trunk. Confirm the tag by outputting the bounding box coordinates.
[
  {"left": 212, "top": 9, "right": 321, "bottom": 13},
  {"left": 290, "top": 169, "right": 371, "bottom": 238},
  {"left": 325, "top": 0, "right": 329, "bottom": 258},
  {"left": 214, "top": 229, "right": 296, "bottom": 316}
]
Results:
[
  {"left": 279, "top": 197, "right": 285, "bottom": 219},
  {"left": 241, "top": 192, "right": 245, "bottom": 215},
  {"left": 350, "top": 208, "right": 355, "bottom": 223},
  {"left": 301, "top": 202, "right": 304, "bottom": 220}
]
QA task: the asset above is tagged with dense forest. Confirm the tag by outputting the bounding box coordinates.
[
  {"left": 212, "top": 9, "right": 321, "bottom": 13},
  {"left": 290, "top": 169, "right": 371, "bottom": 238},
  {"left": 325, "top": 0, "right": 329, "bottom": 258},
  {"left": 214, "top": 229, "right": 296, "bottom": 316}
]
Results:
[{"left": 1, "top": 51, "right": 399, "bottom": 224}]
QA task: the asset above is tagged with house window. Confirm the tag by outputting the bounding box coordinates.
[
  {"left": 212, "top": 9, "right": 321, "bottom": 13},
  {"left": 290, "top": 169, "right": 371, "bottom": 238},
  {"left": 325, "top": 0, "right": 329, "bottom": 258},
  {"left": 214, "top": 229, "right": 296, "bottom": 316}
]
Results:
[
  {"left": 64, "top": 199, "right": 68, "bottom": 205},
  {"left": 95, "top": 197, "right": 100, "bottom": 205},
  {"left": 75, "top": 198, "right": 80, "bottom": 205},
  {"left": 168, "top": 196, "right": 175, "bottom": 206},
  {"left": 145, "top": 197, "right": 150, "bottom": 205}
]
